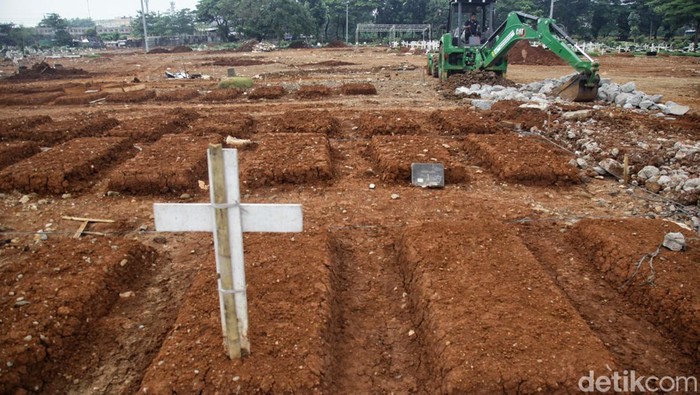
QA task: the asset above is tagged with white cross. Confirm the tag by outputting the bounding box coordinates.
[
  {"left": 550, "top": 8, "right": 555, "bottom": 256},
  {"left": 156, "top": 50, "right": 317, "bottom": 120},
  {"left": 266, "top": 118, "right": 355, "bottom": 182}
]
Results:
[{"left": 153, "top": 145, "right": 303, "bottom": 358}]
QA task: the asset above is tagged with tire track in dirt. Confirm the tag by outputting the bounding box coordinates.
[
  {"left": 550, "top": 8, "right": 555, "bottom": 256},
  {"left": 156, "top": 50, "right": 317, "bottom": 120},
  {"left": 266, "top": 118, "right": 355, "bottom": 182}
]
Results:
[
  {"left": 326, "top": 227, "right": 429, "bottom": 393},
  {"left": 518, "top": 222, "right": 698, "bottom": 377}
]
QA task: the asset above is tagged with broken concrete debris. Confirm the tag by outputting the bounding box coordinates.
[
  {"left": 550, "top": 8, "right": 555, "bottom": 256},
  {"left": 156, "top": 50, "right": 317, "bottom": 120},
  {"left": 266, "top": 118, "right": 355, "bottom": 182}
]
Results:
[{"left": 662, "top": 232, "right": 686, "bottom": 251}]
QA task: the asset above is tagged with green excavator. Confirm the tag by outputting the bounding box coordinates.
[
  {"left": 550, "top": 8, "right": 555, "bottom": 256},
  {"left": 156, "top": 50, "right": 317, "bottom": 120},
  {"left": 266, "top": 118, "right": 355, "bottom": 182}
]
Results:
[{"left": 427, "top": 0, "right": 600, "bottom": 101}]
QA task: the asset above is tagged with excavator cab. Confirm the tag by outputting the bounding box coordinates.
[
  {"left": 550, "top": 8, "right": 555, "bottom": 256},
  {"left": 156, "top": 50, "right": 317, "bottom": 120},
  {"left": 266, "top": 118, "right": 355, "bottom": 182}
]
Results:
[{"left": 446, "top": 0, "right": 496, "bottom": 47}]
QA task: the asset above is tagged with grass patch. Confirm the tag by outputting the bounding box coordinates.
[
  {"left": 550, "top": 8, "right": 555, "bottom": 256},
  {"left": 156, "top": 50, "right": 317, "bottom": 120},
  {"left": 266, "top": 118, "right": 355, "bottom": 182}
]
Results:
[{"left": 218, "top": 77, "right": 254, "bottom": 90}]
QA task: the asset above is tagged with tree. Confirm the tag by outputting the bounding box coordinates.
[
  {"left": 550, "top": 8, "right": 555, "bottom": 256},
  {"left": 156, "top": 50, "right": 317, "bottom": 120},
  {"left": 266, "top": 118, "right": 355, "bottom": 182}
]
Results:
[
  {"left": 648, "top": 0, "right": 699, "bottom": 50},
  {"left": 68, "top": 18, "right": 96, "bottom": 28},
  {"left": 628, "top": 10, "right": 641, "bottom": 39},
  {"left": 196, "top": 0, "right": 236, "bottom": 40},
  {"left": 39, "top": 13, "right": 73, "bottom": 46}
]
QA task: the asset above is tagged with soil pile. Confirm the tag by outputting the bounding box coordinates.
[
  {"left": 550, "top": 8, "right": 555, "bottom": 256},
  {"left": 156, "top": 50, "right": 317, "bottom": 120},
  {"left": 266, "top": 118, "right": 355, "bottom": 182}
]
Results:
[
  {"left": 171, "top": 46, "right": 193, "bottom": 53},
  {"left": 327, "top": 40, "right": 348, "bottom": 48},
  {"left": 507, "top": 41, "right": 566, "bottom": 65},
  {"left": 147, "top": 48, "right": 171, "bottom": 54},
  {"left": 236, "top": 39, "right": 259, "bottom": 52},
  {"left": 208, "top": 57, "right": 272, "bottom": 66},
  {"left": 7, "top": 62, "right": 89, "bottom": 81},
  {"left": 440, "top": 70, "right": 516, "bottom": 93},
  {"left": 288, "top": 41, "right": 310, "bottom": 49}
]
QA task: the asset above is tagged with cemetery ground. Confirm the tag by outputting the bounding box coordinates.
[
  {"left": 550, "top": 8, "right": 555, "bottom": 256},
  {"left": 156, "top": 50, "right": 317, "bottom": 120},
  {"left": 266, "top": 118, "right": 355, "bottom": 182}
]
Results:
[{"left": 0, "top": 47, "right": 699, "bottom": 393}]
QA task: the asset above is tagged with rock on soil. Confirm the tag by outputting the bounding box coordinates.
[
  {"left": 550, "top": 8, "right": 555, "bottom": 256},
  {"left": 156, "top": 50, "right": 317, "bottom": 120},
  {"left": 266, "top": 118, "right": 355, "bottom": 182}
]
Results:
[
  {"left": 442, "top": 70, "right": 516, "bottom": 95},
  {"left": 507, "top": 40, "right": 566, "bottom": 66}
]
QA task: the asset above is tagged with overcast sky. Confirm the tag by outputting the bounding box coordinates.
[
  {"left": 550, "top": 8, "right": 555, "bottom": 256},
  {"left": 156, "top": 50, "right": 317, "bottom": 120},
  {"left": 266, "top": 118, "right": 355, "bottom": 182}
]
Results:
[{"left": 0, "top": 0, "right": 200, "bottom": 26}]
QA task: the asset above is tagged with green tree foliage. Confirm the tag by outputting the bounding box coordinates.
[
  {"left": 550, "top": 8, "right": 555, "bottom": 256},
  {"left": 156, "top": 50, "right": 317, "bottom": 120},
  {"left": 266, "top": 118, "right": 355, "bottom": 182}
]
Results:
[
  {"left": 39, "top": 13, "right": 73, "bottom": 46},
  {"left": 131, "top": 9, "right": 197, "bottom": 37},
  {"left": 648, "top": 0, "right": 699, "bottom": 50},
  {"left": 196, "top": 0, "right": 236, "bottom": 40},
  {"left": 67, "top": 18, "right": 96, "bottom": 28}
]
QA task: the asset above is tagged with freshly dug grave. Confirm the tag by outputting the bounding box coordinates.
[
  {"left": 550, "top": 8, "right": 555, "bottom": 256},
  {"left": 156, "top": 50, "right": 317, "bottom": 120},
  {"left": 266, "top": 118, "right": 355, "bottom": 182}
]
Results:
[
  {"left": 0, "top": 92, "right": 64, "bottom": 106},
  {"left": 358, "top": 111, "right": 422, "bottom": 137},
  {"left": 171, "top": 46, "right": 193, "bottom": 53},
  {"left": 464, "top": 133, "right": 580, "bottom": 185},
  {"left": 339, "top": 83, "right": 377, "bottom": 95},
  {"left": 155, "top": 89, "right": 200, "bottom": 102},
  {"left": 54, "top": 92, "right": 110, "bottom": 105},
  {"left": 107, "top": 134, "right": 220, "bottom": 195},
  {"left": 295, "top": 85, "right": 333, "bottom": 99},
  {"left": 107, "top": 109, "right": 199, "bottom": 142},
  {"left": 107, "top": 89, "right": 156, "bottom": 103},
  {"left": 0, "top": 137, "right": 134, "bottom": 194},
  {"left": 369, "top": 135, "right": 469, "bottom": 184},
  {"left": 139, "top": 233, "right": 330, "bottom": 393},
  {"left": 240, "top": 133, "right": 332, "bottom": 188},
  {"left": 0, "top": 115, "right": 52, "bottom": 132},
  {"left": 188, "top": 113, "right": 257, "bottom": 138},
  {"left": 440, "top": 70, "right": 517, "bottom": 94},
  {"left": 199, "top": 88, "right": 244, "bottom": 102},
  {"left": 248, "top": 86, "right": 286, "bottom": 100},
  {"left": 6, "top": 62, "right": 90, "bottom": 81},
  {"left": 507, "top": 40, "right": 566, "bottom": 66},
  {"left": 300, "top": 60, "right": 356, "bottom": 67},
  {"left": 399, "top": 220, "right": 617, "bottom": 393},
  {"left": 0, "top": 115, "right": 120, "bottom": 145},
  {"left": 258, "top": 110, "right": 340, "bottom": 135},
  {"left": 0, "top": 141, "right": 40, "bottom": 170},
  {"left": 204, "top": 57, "right": 273, "bottom": 66},
  {"left": 490, "top": 100, "right": 549, "bottom": 130},
  {"left": 571, "top": 218, "right": 700, "bottom": 360},
  {"left": 429, "top": 108, "right": 499, "bottom": 135},
  {"left": 0, "top": 239, "right": 157, "bottom": 394}
]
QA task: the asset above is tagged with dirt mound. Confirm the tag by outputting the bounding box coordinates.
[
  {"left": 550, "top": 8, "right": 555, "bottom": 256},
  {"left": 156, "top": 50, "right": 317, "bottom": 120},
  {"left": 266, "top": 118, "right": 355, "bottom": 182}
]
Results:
[
  {"left": 465, "top": 133, "right": 580, "bottom": 185},
  {"left": 0, "top": 115, "right": 52, "bottom": 132},
  {"left": 358, "top": 111, "right": 422, "bottom": 136},
  {"left": 0, "top": 239, "right": 157, "bottom": 394},
  {"left": 108, "top": 89, "right": 156, "bottom": 103},
  {"left": 295, "top": 85, "right": 333, "bottom": 99},
  {"left": 248, "top": 85, "right": 286, "bottom": 100},
  {"left": 259, "top": 110, "right": 340, "bottom": 135},
  {"left": 188, "top": 114, "right": 257, "bottom": 138},
  {"left": 155, "top": 88, "right": 200, "bottom": 102},
  {"left": 440, "top": 70, "right": 517, "bottom": 94},
  {"left": 301, "top": 60, "right": 356, "bottom": 67},
  {"left": 0, "top": 92, "right": 64, "bottom": 105},
  {"left": 236, "top": 39, "right": 259, "bottom": 52},
  {"left": 429, "top": 108, "right": 498, "bottom": 135},
  {"left": 6, "top": 62, "right": 89, "bottom": 81},
  {"left": 147, "top": 48, "right": 170, "bottom": 54},
  {"left": 327, "top": 40, "right": 348, "bottom": 48},
  {"left": 206, "top": 57, "right": 273, "bottom": 66},
  {"left": 170, "top": 46, "right": 192, "bottom": 53},
  {"left": 0, "top": 141, "right": 40, "bottom": 170},
  {"left": 339, "top": 83, "right": 377, "bottom": 95},
  {"left": 200, "top": 88, "right": 244, "bottom": 102},
  {"left": 507, "top": 41, "right": 566, "bottom": 65},
  {"left": 54, "top": 92, "right": 110, "bottom": 105}
]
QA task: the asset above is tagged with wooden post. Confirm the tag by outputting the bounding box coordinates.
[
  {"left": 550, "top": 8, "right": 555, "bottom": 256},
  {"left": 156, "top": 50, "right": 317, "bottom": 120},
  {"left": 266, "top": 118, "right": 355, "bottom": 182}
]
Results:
[
  {"left": 209, "top": 144, "right": 242, "bottom": 359},
  {"left": 623, "top": 154, "right": 630, "bottom": 184}
]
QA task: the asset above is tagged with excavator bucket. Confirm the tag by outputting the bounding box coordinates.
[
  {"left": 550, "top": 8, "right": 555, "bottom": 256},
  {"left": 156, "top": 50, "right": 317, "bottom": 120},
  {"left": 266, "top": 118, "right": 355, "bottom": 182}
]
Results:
[{"left": 555, "top": 74, "right": 598, "bottom": 102}]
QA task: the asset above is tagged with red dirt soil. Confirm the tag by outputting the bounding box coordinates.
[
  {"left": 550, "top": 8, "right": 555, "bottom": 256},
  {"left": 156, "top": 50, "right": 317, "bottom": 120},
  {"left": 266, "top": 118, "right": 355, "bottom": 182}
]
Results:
[
  {"left": 248, "top": 86, "right": 286, "bottom": 100},
  {"left": 258, "top": 110, "right": 340, "bottom": 135},
  {"left": 300, "top": 60, "right": 356, "bottom": 67},
  {"left": 107, "top": 134, "right": 221, "bottom": 195},
  {"left": 199, "top": 89, "right": 243, "bottom": 102},
  {"left": 507, "top": 40, "right": 567, "bottom": 66},
  {"left": 0, "top": 116, "right": 52, "bottom": 132},
  {"left": 206, "top": 57, "right": 273, "bottom": 67},
  {"left": 240, "top": 133, "right": 332, "bottom": 188},
  {"left": 0, "top": 137, "right": 134, "bottom": 194},
  {"left": 465, "top": 133, "right": 580, "bottom": 185},
  {"left": 107, "top": 109, "right": 199, "bottom": 142},
  {"left": 295, "top": 85, "right": 333, "bottom": 99},
  {"left": 54, "top": 92, "right": 110, "bottom": 105},
  {"left": 188, "top": 113, "right": 257, "bottom": 138},
  {"left": 107, "top": 89, "right": 156, "bottom": 103},
  {"left": 359, "top": 111, "right": 422, "bottom": 136},
  {"left": 139, "top": 233, "right": 330, "bottom": 393},
  {"left": 429, "top": 108, "right": 499, "bottom": 135},
  {"left": 571, "top": 218, "right": 700, "bottom": 360},
  {"left": 369, "top": 135, "right": 469, "bottom": 184},
  {"left": 5, "top": 62, "right": 90, "bottom": 81},
  {"left": 0, "top": 116, "right": 119, "bottom": 145},
  {"left": 339, "top": 83, "right": 377, "bottom": 95},
  {"left": 399, "top": 220, "right": 618, "bottom": 393},
  {"left": 0, "top": 92, "right": 64, "bottom": 106},
  {"left": 0, "top": 141, "right": 40, "bottom": 170},
  {"left": 155, "top": 89, "right": 200, "bottom": 102},
  {"left": 0, "top": 238, "right": 157, "bottom": 394}
]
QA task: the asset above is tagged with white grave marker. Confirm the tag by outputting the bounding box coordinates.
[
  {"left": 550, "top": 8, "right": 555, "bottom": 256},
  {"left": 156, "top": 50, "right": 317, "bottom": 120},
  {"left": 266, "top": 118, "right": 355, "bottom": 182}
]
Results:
[{"left": 153, "top": 145, "right": 303, "bottom": 358}]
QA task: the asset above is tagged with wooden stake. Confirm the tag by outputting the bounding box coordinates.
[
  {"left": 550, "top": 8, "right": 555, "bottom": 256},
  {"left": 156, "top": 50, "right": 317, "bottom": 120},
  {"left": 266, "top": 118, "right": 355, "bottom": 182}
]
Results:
[
  {"left": 73, "top": 221, "right": 89, "bottom": 238},
  {"left": 209, "top": 144, "right": 242, "bottom": 359},
  {"left": 62, "top": 216, "right": 114, "bottom": 223},
  {"left": 623, "top": 154, "right": 630, "bottom": 184}
]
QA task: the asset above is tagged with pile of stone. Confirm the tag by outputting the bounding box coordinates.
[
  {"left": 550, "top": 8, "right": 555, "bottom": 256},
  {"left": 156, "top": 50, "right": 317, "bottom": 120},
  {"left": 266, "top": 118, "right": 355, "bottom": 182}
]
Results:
[{"left": 596, "top": 79, "right": 689, "bottom": 115}]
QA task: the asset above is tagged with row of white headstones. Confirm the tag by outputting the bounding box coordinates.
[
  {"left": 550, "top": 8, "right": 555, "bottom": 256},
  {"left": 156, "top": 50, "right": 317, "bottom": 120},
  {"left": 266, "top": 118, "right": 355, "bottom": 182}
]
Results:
[{"left": 154, "top": 146, "right": 303, "bottom": 359}]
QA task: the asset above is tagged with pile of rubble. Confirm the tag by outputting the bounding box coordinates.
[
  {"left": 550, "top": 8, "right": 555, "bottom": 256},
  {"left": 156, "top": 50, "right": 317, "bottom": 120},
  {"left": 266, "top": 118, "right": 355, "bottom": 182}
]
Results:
[
  {"left": 454, "top": 73, "right": 691, "bottom": 116},
  {"left": 596, "top": 79, "right": 689, "bottom": 115}
]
